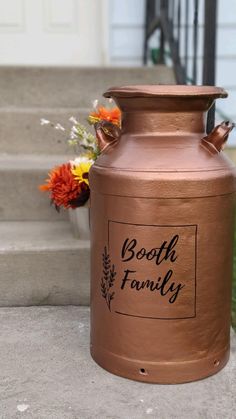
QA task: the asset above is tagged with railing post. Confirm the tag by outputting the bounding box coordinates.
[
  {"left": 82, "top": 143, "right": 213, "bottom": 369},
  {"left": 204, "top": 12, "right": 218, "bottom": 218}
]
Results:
[
  {"left": 193, "top": 0, "right": 199, "bottom": 84},
  {"left": 143, "top": 0, "right": 149, "bottom": 64},
  {"left": 159, "top": 0, "right": 168, "bottom": 64},
  {"left": 143, "top": 0, "right": 156, "bottom": 65},
  {"left": 184, "top": 0, "right": 189, "bottom": 71},
  {"left": 203, "top": 0, "right": 217, "bottom": 133},
  {"left": 177, "top": 0, "right": 181, "bottom": 58},
  {"left": 160, "top": 0, "right": 186, "bottom": 84}
]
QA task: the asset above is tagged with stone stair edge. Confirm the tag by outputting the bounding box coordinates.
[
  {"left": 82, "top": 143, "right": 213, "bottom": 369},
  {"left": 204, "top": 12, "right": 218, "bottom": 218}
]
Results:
[
  {"left": 0, "top": 158, "right": 70, "bottom": 220},
  {"left": 0, "top": 106, "right": 91, "bottom": 112},
  {"left": 0, "top": 109, "right": 91, "bottom": 154},
  {"left": 0, "top": 65, "right": 175, "bottom": 107},
  {"left": 0, "top": 64, "right": 174, "bottom": 88},
  {"left": 0, "top": 246, "right": 89, "bottom": 254},
  {"left": 0, "top": 64, "right": 169, "bottom": 73},
  {"left": 0, "top": 220, "right": 90, "bottom": 251},
  {"left": 0, "top": 153, "right": 75, "bottom": 170},
  {"left": 0, "top": 221, "right": 91, "bottom": 306},
  {"left": 0, "top": 242, "right": 90, "bottom": 253}
]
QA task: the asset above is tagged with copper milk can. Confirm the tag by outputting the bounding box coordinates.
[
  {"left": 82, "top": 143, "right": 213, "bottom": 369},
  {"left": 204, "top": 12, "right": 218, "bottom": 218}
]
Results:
[{"left": 90, "top": 85, "right": 235, "bottom": 384}]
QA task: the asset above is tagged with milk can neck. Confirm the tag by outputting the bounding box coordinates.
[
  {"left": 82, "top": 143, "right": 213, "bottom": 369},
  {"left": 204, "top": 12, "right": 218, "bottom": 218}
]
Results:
[
  {"left": 121, "top": 110, "right": 206, "bottom": 135},
  {"left": 113, "top": 96, "right": 212, "bottom": 135}
]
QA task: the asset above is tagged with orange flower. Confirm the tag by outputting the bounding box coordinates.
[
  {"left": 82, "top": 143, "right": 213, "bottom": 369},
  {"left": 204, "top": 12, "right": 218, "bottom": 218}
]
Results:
[
  {"left": 39, "top": 163, "right": 89, "bottom": 209},
  {"left": 88, "top": 106, "right": 121, "bottom": 126}
]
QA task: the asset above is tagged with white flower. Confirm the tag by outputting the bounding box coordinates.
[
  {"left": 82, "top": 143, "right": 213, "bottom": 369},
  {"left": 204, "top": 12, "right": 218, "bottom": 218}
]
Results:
[
  {"left": 40, "top": 118, "right": 50, "bottom": 125},
  {"left": 69, "top": 116, "right": 78, "bottom": 124},
  {"left": 92, "top": 99, "right": 98, "bottom": 111},
  {"left": 82, "top": 132, "right": 89, "bottom": 141},
  {"left": 69, "top": 131, "right": 78, "bottom": 140},
  {"left": 71, "top": 125, "right": 78, "bottom": 134},
  {"left": 70, "top": 156, "right": 94, "bottom": 166},
  {"left": 79, "top": 136, "right": 89, "bottom": 147},
  {"left": 55, "top": 123, "right": 65, "bottom": 131},
  {"left": 17, "top": 404, "right": 29, "bottom": 413}
]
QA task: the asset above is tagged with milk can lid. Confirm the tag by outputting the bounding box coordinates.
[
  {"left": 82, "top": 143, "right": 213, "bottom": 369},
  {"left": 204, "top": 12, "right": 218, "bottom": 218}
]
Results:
[{"left": 104, "top": 85, "right": 227, "bottom": 99}]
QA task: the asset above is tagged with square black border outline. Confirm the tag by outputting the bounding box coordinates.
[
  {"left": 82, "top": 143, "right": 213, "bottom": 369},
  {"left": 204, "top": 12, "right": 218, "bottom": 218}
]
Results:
[{"left": 108, "top": 220, "right": 198, "bottom": 320}]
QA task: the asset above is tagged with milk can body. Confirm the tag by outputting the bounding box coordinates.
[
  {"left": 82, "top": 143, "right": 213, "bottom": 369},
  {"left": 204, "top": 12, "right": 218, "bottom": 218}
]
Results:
[{"left": 90, "top": 85, "right": 236, "bottom": 383}]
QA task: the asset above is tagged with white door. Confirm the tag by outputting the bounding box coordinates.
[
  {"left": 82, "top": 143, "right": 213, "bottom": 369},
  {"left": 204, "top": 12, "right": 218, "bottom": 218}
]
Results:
[
  {"left": 109, "top": 0, "right": 145, "bottom": 66},
  {"left": 0, "top": 0, "right": 109, "bottom": 65}
]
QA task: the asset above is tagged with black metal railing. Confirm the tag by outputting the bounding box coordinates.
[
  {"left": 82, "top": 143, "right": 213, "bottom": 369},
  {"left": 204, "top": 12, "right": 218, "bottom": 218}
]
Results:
[{"left": 144, "top": 0, "right": 217, "bottom": 133}]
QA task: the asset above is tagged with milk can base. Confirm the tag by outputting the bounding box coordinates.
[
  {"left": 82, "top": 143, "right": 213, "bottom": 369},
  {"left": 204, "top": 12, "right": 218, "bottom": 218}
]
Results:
[{"left": 90, "top": 345, "right": 230, "bottom": 384}]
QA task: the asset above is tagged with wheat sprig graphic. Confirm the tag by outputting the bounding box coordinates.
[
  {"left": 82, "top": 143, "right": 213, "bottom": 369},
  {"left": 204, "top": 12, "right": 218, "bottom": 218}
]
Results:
[{"left": 101, "top": 246, "right": 116, "bottom": 311}]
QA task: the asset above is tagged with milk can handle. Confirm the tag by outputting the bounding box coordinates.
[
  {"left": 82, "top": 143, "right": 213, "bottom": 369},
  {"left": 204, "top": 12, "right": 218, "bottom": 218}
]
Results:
[
  {"left": 202, "top": 121, "right": 234, "bottom": 152},
  {"left": 94, "top": 120, "right": 121, "bottom": 152}
]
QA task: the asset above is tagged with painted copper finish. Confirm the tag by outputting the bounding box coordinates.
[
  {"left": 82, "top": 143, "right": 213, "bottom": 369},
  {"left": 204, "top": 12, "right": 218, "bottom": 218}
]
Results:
[
  {"left": 202, "top": 121, "right": 235, "bottom": 152},
  {"left": 94, "top": 120, "right": 121, "bottom": 152},
  {"left": 90, "top": 85, "right": 236, "bottom": 384}
]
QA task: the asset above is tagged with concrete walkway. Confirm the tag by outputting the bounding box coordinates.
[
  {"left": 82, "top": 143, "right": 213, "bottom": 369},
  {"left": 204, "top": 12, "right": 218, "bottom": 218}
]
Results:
[{"left": 0, "top": 307, "right": 235, "bottom": 419}]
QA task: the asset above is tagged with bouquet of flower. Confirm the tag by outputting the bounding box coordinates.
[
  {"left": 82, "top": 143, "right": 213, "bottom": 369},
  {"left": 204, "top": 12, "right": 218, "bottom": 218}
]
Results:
[{"left": 39, "top": 101, "right": 121, "bottom": 211}]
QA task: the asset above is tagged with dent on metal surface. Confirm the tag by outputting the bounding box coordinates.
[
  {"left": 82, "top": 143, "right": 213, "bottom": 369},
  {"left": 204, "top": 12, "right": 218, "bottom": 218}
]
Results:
[{"left": 90, "top": 84, "right": 236, "bottom": 384}]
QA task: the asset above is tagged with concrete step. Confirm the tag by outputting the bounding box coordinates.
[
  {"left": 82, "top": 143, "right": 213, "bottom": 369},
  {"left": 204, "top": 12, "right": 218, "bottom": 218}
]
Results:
[
  {"left": 0, "top": 221, "right": 90, "bottom": 306},
  {"left": 225, "top": 147, "right": 236, "bottom": 164},
  {"left": 2, "top": 108, "right": 235, "bottom": 157},
  {"left": 0, "top": 66, "right": 175, "bottom": 108},
  {"left": 0, "top": 154, "right": 74, "bottom": 220},
  {"left": 0, "top": 306, "right": 235, "bottom": 418},
  {"left": 0, "top": 66, "right": 175, "bottom": 155},
  {"left": 0, "top": 107, "right": 90, "bottom": 154}
]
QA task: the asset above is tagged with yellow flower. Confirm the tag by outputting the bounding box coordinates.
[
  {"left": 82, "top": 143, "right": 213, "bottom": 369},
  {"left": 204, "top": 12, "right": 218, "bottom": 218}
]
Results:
[
  {"left": 71, "top": 161, "right": 93, "bottom": 186},
  {"left": 81, "top": 151, "right": 95, "bottom": 160}
]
